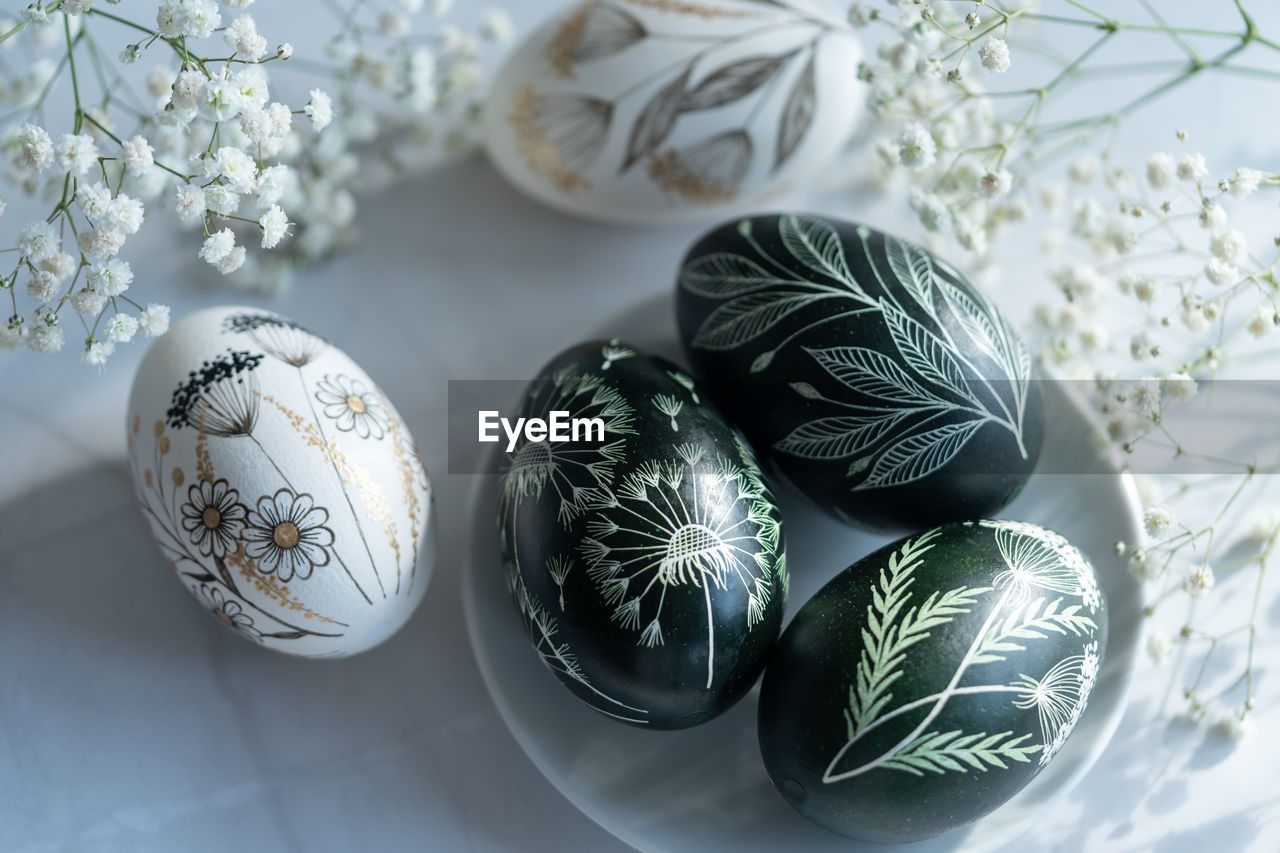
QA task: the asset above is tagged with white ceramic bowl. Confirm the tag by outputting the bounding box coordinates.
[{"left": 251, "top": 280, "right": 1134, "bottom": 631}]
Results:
[{"left": 464, "top": 294, "right": 1143, "bottom": 852}]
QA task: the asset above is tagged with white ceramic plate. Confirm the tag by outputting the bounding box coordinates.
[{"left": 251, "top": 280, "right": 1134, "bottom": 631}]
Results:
[{"left": 463, "top": 294, "right": 1144, "bottom": 853}]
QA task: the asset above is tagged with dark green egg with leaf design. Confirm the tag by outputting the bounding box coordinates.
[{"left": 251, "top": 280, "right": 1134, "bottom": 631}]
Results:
[
  {"left": 497, "top": 341, "right": 787, "bottom": 729},
  {"left": 676, "top": 213, "right": 1044, "bottom": 532},
  {"left": 757, "top": 520, "right": 1106, "bottom": 843}
]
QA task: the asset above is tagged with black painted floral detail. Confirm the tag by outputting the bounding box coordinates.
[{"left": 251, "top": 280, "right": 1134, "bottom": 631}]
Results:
[
  {"left": 223, "top": 312, "right": 326, "bottom": 367},
  {"left": 315, "top": 373, "right": 390, "bottom": 440},
  {"left": 243, "top": 488, "right": 334, "bottom": 581},
  {"left": 166, "top": 349, "right": 264, "bottom": 437},
  {"left": 180, "top": 478, "right": 248, "bottom": 558},
  {"left": 196, "top": 583, "right": 263, "bottom": 639}
]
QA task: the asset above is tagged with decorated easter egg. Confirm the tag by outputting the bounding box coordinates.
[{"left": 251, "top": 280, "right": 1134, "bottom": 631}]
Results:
[
  {"left": 484, "top": 0, "right": 864, "bottom": 224},
  {"left": 676, "top": 213, "right": 1044, "bottom": 532},
  {"left": 757, "top": 520, "right": 1106, "bottom": 842},
  {"left": 497, "top": 341, "right": 787, "bottom": 728},
  {"left": 126, "top": 306, "right": 435, "bottom": 657}
]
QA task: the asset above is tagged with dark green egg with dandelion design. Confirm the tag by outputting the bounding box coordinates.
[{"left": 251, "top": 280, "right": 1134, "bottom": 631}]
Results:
[
  {"left": 757, "top": 520, "right": 1106, "bottom": 843},
  {"left": 497, "top": 341, "right": 787, "bottom": 729},
  {"left": 676, "top": 213, "right": 1044, "bottom": 533}
]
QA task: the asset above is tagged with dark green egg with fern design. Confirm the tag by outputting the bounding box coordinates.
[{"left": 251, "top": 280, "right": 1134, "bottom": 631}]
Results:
[
  {"left": 757, "top": 520, "right": 1106, "bottom": 843},
  {"left": 675, "top": 213, "right": 1044, "bottom": 533},
  {"left": 497, "top": 341, "right": 787, "bottom": 729}
]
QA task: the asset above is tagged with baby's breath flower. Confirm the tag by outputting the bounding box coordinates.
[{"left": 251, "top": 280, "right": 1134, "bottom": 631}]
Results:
[
  {"left": 1146, "top": 152, "right": 1175, "bottom": 189},
  {"left": 40, "top": 252, "right": 76, "bottom": 282},
  {"left": 157, "top": 0, "right": 220, "bottom": 40},
  {"left": 174, "top": 183, "right": 206, "bottom": 225},
  {"left": 105, "top": 194, "right": 144, "bottom": 235},
  {"left": 81, "top": 338, "right": 114, "bottom": 367},
  {"left": 1069, "top": 154, "right": 1100, "bottom": 186},
  {"left": 0, "top": 320, "right": 28, "bottom": 351},
  {"left": 216, "top": 245, "right": 247, "bottom": 275},
  {"left": 910, "top": 189, "right": 950, "bottom": 233},
  {"left": 1128, "top": 549, "right": 1160, "bottom": 580},
  {"left": 1164, "top": 372, "right": 1198, "bottom": 401},
  {"left": 897, "top": 122, "right": 936, "bottom": 170},
  {"left": 121, "top": 135, "right": 155, "bottom": 176},
  {"left": 28, "top": 319, "right": 64, "bottom": 353},
  {"left": 171, "top": 69, "right": 204, "bottom": 111},
  {"left": 225, "top": 14, "right": 267, "bottom": 60},
  {"left": 106, "top": 313, "right": 138, "bottom": 344},
  {"left": 1199, "top": 201, "right": 1227, "bottom": 230},
  {"left": 17, "top": 221, "right": 59, "bottom": 262},
  {"left": 1146, "top": 632, "right": 1173, "bottom": 663},
  {"left": 204, "top": 184, "right": 240, "bottom": 217},
  {"left": 138, "top": 304, "right": 171, "bottom": 337},
  {"left": 978, "top": 37, "right": 1010, "bottom": 73},
  {"left": 1204, "top": 257, "right": 1238, "bottom": 286},
  {"left": 1183, "top": 565, "right": 1216, "bottom": 597},
  {"left": 1210, "top": 229, "right": 1248, "bottom": 266},
  {"left": 198, "top": 77, "right": 243, "bottom": 123},
  {"left": 1225, "top": 167, "right": 1263, "bottom": 199},
  {"left": 87, "top": 260, "right": 133, "bottom": 296},
  {"left": 304, "top": 89, "right": 334, "bottom": 131},
  {"left": 70, "top": 286, "right": 107, "bottom": 316},
  {"left": 199, "top": 229, "right": 237, "bottom": 265},
  {"left": 965, "top": 9, "right": 980, "bottom": 28},
  {"left": 258, "top": 204, "right": 289, "bottom": 249},
  {"left": 1247, "top": 307, "right": 1276, "bottom": 337},
  {"left": 17, "top": 124, "right": 54, "bottom": 171},
  {"left": 1178, "top": 152, "right": 1208, "bottom": 182},
  {"left": 21, "top": 3, "right": 49, "bottom": 27},
  {"left": 55, "top": 133, "right": 98, "bottom": 175},
  {"left": 25, "top": 270, "right": 59, "bottom": 304},
  {"left": 1144, "top": 504, "right": 1175, "bottom": 537},
  {"left": 980, "top": 169, "right": 1012, "bottom": 198}
]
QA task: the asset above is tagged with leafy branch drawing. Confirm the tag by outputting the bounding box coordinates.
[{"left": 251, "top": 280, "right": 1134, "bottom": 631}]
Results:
[
  {"left": 517, "top": 1, "right": 843, "bottom": 198},
  {"left": 879, "top": 730, "right": 1041, "bottom": 777},
  {"left": 823, "top": 529, "right": 1100, "bottom": 784},
  {"left": 681, "top": 214, "right": 1033, "bottom": 491}
]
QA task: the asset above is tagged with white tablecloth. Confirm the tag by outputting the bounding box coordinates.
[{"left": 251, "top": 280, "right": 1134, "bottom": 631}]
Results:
[{"left": 1, "top": 2, "right": 1277, "bottom": 851}]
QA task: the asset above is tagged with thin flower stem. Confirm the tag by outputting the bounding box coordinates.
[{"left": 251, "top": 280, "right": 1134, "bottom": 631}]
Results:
[{"left": 65, "top": 14, "right": 83, "bottom": 134}]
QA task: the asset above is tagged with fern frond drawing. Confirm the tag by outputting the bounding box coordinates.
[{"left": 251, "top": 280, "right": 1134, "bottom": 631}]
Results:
[
  {"left": 879, "top": 730, "right": 1041, "bottom": 777},
  {"left": 823, "top": 525, "right": 1103, "bottom": 784}
]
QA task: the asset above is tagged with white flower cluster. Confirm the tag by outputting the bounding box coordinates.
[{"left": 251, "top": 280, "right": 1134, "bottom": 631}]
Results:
[
  {"left": 0, "top": 0, "right": 514, "bottom": 366},
  {"left": 863, "top": 4, "right": 1280, "bottom": 740}
]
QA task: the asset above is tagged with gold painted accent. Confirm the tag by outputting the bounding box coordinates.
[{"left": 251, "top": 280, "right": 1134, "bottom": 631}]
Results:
[
  {"left": 647, "top": 149, "right": 738, "bottom": 203},
  {"left": 273, "top": 520, "right": 301, "bottom": 549},
  {"left": 172, "top": 467, "right": 185, "bottom": 487},
  {"left": 545, "top": 1, "right": 594, "bottom": 79},
  {"left": 345, "top": 395, "right": 367, "bottom": 414},
  {"left": 202, "top": 506, "right": 222, "bottom": 529},
  {"left": 383, "top": 394, "right": 423, "bottom": 580},
  {"left": 158, "top": 435, "right": 171, "bottom": 455},
  {"left": 509, "top": 85, "right": 590, "bottom": 194},
  {"left": 195, "top": 431, "right": 214, "bottom": 484},
  {"left": 132, "top": 415, "right": 140, "bottom": 435},
  {"left": 144, "top": 468, "right": 153, "bottom": 488},
  {"left": 153, "top": 420, "right": 164, "bottom": 438},
  {"left": 623, "top": 0, "right": 758, "bottom": 19},
  {"left": 226, "top": 546, "right": 342, "bottom": 624},
  {"left": 261, "top": 394, "right": 403, "bottom": 579}
]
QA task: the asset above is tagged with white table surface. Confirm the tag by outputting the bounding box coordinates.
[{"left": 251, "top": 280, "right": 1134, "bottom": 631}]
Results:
[{"left": 2, "top": 2, "right": 1279, "bottom": 851}]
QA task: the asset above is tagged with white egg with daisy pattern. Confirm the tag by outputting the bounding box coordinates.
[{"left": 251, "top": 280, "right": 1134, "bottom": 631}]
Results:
[{"left": 126, "top": 305, "right": 435, "bottom": 657}]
